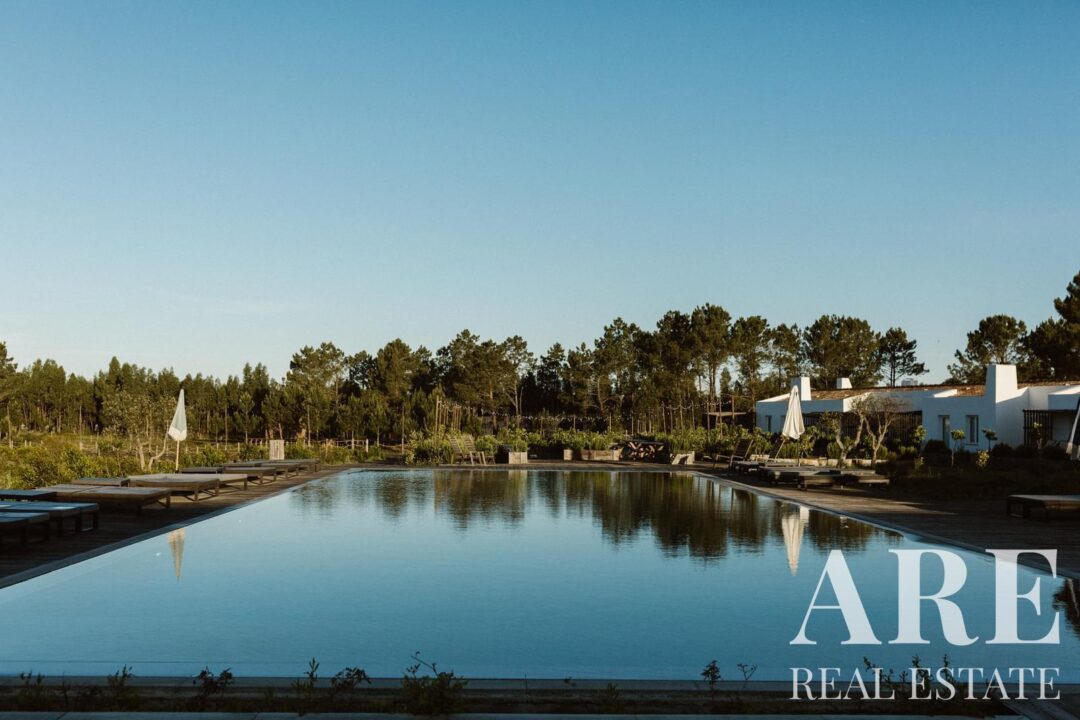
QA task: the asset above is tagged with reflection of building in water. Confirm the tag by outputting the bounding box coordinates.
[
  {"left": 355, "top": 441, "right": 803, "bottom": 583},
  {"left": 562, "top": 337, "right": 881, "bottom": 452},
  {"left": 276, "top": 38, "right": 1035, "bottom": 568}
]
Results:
[{"left": 167, "top": 528, "right": 185, "bottom": 581}]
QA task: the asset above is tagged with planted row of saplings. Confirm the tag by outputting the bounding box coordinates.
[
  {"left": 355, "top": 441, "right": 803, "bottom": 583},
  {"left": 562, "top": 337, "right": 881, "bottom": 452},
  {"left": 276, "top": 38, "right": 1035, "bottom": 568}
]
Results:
[{"left": 2, "top": 653, "right": 991, "bottom": 715}]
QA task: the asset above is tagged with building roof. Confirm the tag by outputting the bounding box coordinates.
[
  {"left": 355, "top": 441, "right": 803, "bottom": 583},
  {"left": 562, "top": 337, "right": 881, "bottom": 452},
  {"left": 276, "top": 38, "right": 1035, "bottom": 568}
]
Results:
[
  {"left": 762, "top": 378, "right": 1080, "bottom": 404},
  {"left": 798, "top": 383, "right": 984, "bottom": 401}
]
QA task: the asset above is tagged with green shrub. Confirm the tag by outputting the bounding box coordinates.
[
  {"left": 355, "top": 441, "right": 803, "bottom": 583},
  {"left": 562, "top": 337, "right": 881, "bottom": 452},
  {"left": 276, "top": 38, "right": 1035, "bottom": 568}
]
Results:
[
  {"left": 496, "top": 428, "right": 529, "bottom": 452},
  {"left": 474, "top": 434, "right": 499, "bottom": 454},
  {"left": 285, "top": 443, "right": 318, "bottom": 460},
  {"left": 408, "top": 433, "right": 453, "bottom": 465}
]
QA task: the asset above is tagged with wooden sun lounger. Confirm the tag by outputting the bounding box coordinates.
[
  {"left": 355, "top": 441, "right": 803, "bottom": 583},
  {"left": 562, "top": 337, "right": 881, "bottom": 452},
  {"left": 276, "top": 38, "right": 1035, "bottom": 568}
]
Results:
[
  {"left": 763, "top": 467, "right": 839, "bottom": 484},
  {"left": 169, "top": 472, "right": 252, "bottom": 490},
  {"left": 72, "top": 477, "right": 129, "bottom": 486},
  {"left": 0, "top": 489, "right": 58, "bottom": 502},
  {"left": 182, "top": 466, "right": 278, "bottom": 484},
  {"left": 712, "top": 438, "right": 755, "bottom": 470},
  {"left": 0, "top": 512, "right": 51, "bottom": 545},
  {"left": 229, "top": 465, "right": 285, "bottom": 480},
  {"left": 1006, "top": 495, "right": 1080, "bottom": 521},
  {"left": 127, "top": 474, "right": 225, "bottom": 502},
  {"left": 838, "top": 471, "right": 891, "bottom": 489},
  {"left": 48, "top": 485, "right": 172, "bottom": 514},
  {"left": 0, "top": 501, "right": 100, "bottom": 536},
  {"left": 450, "top": 435, "right": 487, "bottom": 465}
]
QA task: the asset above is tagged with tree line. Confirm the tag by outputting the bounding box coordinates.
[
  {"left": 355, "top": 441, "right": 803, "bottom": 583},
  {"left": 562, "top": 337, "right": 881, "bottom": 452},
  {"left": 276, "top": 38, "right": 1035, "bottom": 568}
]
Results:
[{"left": 1, "top": 270, "right": 1076, "bottom": 445}]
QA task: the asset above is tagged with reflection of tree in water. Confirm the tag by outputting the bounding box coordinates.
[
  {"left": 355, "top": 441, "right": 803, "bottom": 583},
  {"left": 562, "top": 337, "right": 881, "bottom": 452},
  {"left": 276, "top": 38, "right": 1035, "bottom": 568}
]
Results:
[
  {"left": 371, "top": 472, "right": 431, "bottom": 520},
  {"left": 1053, "top": 578, "right": 1080, "bottom": 641},
  {"left": 532, "top": 470, "right": 565, "bottom": 518},
  {"left": 291, "top": 479, "right": 340, "bottom": 515},
  {"left": 433, "top": 469, "right": 527, "bottom": 529},
  {"left": 798, "top": 507, "right": 887, "bottom": 553},
  {"left": 355, "top": 469, "right": 888, "bottom": 561}
]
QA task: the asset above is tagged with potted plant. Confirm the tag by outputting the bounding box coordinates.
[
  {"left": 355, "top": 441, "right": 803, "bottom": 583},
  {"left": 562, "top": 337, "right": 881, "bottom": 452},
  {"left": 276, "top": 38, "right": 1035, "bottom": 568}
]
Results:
[
  {"left": 578, "top": 432, "right": 620, "bottom": 462},
  {"left": 497, "top": 429, "right": 529, "bottom": 464}
]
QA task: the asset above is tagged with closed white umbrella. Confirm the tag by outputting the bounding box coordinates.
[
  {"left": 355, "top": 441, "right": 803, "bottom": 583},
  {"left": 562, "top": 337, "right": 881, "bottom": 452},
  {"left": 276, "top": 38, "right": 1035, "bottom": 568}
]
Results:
[
  {"left": 781, "top": 385, "right": 805, "bottom": 440},
  {"left": 1067, "top": 397, "right": 1080, "bottom": 461},
  {"left": 168, "top": 389, "right": 187, "bottom": 470}
]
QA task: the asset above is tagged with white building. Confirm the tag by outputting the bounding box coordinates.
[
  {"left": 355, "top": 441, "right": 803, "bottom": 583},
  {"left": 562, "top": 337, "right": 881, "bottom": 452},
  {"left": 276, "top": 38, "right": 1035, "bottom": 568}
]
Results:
[{"left": 755, "top": 364, "right": 1080, "bottom": 449}]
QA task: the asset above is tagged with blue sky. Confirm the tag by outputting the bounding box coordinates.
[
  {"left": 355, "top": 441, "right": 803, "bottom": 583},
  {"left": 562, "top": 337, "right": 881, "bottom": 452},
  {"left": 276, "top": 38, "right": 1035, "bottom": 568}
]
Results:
[{"left": 1, "top": 1, "right": 1078, "bottom": 382}]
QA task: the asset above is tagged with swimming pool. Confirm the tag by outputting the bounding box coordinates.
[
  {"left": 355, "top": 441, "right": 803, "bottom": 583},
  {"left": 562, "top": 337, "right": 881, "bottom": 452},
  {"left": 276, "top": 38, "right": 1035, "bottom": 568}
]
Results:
[{"left": 0, "top": 469, "right": 1076, "bottom": 680}]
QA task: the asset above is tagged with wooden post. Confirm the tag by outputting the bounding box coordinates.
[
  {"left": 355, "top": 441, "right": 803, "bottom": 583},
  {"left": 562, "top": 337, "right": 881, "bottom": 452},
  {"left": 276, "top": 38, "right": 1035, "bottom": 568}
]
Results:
[{"left": 174, "top": 439, "right": 181, "bottom": 471}]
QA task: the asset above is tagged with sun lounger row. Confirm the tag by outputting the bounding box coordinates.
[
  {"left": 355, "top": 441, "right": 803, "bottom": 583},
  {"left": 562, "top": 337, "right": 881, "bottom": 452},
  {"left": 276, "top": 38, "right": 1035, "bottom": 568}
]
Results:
[
  {"left": 0, "top": 458, "right": 319, "bottom": 545},
  {"left": 761, "top": 466, "right": 890, "bottom": 490}
]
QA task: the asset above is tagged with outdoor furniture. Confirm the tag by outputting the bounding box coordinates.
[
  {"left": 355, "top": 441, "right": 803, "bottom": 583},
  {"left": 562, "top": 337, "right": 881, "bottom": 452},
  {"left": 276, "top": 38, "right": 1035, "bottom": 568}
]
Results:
[
  {"left": 0, "top": 488, "right": 58, "bottom": 501},
  {"left": 181, "top": 467, "right": 276, "bottom": 485},
  {"left": 0, "top": 501, "right": 100, "bottom": 536},
  {"left": 171, "top": 471, "right": 253, "bottom": 491},
  {"left": 622, "top": 440, "right": 666, "bottom": 462},
  {"left": 72, "top": 477, "right": 129, "bottom": 486},
  {"left": 799, "top": 473, "right": 841, "bottom": 490},
  {"left": 47, "top": 485, "right": 172, "bottom": 514},
  {"left": 839, "top": 471, "right": 891, "bottom": 489},
  {"left": 128, "top": 474, "right": 223, "bottom": 502},
  {"left": 451, "top": 435, "right": 488, "bottom": 465},
  {"left": 763, "top": 467, "right": 840, "bottom": 485},
  {"left": 219, "top": 465, "right": 284, "bottom": 481},
  {"left": 0, "top": 512, "right": 51, "bottom": 545},
  {"left": 1006, "top": 495, "right": 1080, "bottom": 521},
  {"left": 711, "top": 438, "right": 755, "bottom": 470}
]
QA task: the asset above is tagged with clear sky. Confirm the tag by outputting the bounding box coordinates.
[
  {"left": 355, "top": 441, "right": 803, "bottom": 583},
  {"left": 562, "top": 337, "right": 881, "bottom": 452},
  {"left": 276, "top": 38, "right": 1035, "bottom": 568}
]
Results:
[{"left": 2, "top": 1, "right": 1078, "bottom": 383}]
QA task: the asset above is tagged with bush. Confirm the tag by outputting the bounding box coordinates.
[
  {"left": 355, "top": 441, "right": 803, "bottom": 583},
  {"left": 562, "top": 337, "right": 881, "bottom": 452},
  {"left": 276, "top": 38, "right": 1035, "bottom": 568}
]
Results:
[
  {"left": 1042, "top": 444, "right": 1069, "bottom": 461},
  {"left": 407, "top": 433, "right": 453, "bottom": 465},
  {"left": 474, "top": 435, "right": 499, "bottom": 455},
  {"left": 1013, "top": 444, "right": 1038, "bottom": 459},
  {"left": 285, "top": 443, "right": 318, "bottom": 460},
  {"left": 496, "top": 428, "right": 529, "bottom": 452},
  {"left": 922, "top": 440, "right": 948, "bottom": 455},
  {"left": 990, "top": 443, "right": 1014, "bottom": 458}
]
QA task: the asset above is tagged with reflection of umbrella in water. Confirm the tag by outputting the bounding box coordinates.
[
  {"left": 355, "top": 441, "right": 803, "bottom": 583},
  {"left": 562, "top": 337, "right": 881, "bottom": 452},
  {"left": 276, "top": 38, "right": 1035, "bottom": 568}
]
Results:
[
  {"left": 167, "top": 528, "right": 185, "bottom": 580},
  {"left": 781, "top": 506, "right": 810, "bottom": 575}
]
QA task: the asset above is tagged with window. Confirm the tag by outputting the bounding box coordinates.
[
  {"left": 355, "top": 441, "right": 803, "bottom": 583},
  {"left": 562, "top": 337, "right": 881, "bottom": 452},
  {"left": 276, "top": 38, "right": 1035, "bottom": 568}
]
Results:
[
  {"left": 966, "top": 415, "right": 979, "bottom": 442},
  {"left": 766, "top": 415, "right": 772, "bottom": 432},
  {"left": 939, "top": 415, "right": 950, "bottom": 441}
]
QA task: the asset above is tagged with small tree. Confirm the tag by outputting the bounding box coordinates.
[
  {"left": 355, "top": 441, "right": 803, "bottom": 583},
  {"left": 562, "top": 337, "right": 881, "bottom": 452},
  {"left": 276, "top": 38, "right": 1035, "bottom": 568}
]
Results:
[
  {"left": 982, "top": 428, "right": 997, "bottom": 451},
  {"left": 949, "top": 429, "right": 966, "bottom": 466},
  {"left": 820, "top": 411, "right": 863, "bottom": 467},
  {"left": 912, "top": 424, "right": 927, "bottom": 450},
  {"left": 851, "top": 395, "right": 911, "bottom": 465}
]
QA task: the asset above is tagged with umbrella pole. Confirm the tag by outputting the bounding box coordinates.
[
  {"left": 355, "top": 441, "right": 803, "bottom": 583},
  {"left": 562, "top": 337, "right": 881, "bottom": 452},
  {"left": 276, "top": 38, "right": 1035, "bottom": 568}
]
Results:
[{"left": 175, "top": 439, "right": 181, "bottom": 471}]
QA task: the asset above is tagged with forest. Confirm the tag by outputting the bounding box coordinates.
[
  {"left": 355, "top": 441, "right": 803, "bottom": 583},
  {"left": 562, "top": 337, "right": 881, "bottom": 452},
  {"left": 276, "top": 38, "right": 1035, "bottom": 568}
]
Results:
[{"left": 1, "top": 270, "right": 1077, "bottom": 448}]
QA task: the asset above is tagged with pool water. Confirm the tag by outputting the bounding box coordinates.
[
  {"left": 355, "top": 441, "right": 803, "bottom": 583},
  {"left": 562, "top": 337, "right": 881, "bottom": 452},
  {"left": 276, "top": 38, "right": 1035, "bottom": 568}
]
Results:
[{"left": 0, "top": 469, "right": 1076, "bottom": 680}]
